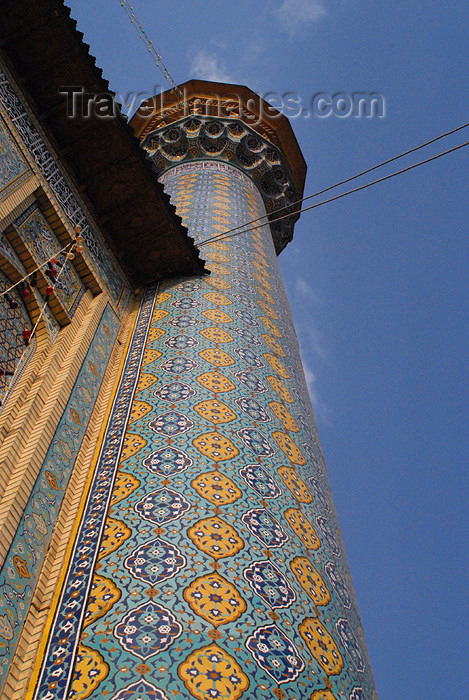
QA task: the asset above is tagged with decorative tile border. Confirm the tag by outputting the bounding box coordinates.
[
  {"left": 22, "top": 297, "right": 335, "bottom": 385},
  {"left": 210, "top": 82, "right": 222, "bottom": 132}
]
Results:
[
  {"left": 0, "top": 113, "right": 33, "bottom": 204},
  {"left": 32, "top": 286, "right": 156, "bottom": 700},
  {"left": 0, "top": 304, "right": 120, "bottom": 693}
]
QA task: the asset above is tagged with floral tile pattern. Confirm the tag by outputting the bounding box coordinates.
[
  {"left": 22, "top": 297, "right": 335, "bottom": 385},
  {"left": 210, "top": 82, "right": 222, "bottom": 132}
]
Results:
[
  {"left": 31, "top": 161, "right": 376, "bottom": 699},
  {"left": 0, "top": 114, "right": 32, "bottom": 202}
]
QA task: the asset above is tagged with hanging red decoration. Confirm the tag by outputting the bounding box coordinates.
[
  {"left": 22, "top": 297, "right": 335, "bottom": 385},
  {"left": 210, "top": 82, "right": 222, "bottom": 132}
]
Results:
[
  {"left": 46, "top": 285, "right": 54, "bottom": 297},
  {"left": 22, "top": 328, "right": 32, "bottom": 345},
  {"left": 4, "top": 293, "right": 18, "bottom": 309}
]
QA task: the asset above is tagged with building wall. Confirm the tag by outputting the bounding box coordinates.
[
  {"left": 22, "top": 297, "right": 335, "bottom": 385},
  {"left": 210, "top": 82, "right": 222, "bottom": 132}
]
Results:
[
  {"left": 0, "top": 64, "right": 135, "bottom": 699},
  {"left": 27, "top": 160, "right": 376, "bottom": 700}
]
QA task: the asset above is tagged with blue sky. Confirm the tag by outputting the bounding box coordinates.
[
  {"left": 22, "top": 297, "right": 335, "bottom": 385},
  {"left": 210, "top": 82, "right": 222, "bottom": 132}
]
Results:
[{"left": 66, "top": 2, "right": 468, "bottom": 697}]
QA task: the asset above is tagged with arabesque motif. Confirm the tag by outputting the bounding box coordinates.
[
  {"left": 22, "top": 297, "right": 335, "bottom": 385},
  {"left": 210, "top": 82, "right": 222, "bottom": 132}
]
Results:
[
  {"left": 30, "top": 158, "right": 375, "bottom": 700},
  {"left": 183, "top": 573, "right": 246, "bottom": 626}
]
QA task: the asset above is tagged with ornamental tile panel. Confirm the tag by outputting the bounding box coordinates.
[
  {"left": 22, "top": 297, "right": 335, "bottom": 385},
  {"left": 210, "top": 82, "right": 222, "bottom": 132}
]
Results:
[
  {"left": 114, "top": 601, "right": 182, "bottom": 660},
  {"left": 299, "top": 618, "right": 344, "bottom": 676},
  {"left": 178, "top": 644, "right": 249, "bottom": 700},
  {"left": 278, "top": 466, "right": 312, "bottom": 502},
  {"left": 269, "top": 401, "right": 300, "bottom": 432},
  {"left": 203, "top": 291, "right": 232, "bottom": 305},
  {"left": 193, "top": 399, "right": 237, "bottom": 424},
  {"left": 149, "top": 410, "right": 194, "bottom": 436},
  {"left": 31, "top": 162, "right": 376, "bottom": 699},
  {"left": 285, "top": 508, "right": 321, "bottom": 550},
  {"left": 235, "top": 396, "right": 271, "bottom": 422},
  {"left": 199, "top": 327, "right": 234, "bottom": 343},
  {"left": 246, "top": 625, "right": 304, "bottom": 684},
  {"left": 201, "top": 309, "right": 233, "bottom": 324},
  {"left": 187, "top": 517, "right": 244, "bottom": 559},
  {"left": 199, "top": 348, "right": 235, "bottom": 367},
  {"left": 241, "top": 509, "right": 288, "bottom": 548},
  {"left": 0, "top": 73, "right": 126, "bottom": 300},
  {"left": 239, "top": 465, "right": 282, "bottom": 499},
  {"left": 135, "top": 488, "right": 191, "bottom": 524},
  {"left": 125, "top": 538, "right": 186, "bottom": 585},
  {"left": 196, "top": 371, "right": 236, "bottom": 393},
  {"left": 154, "top": 381, "right": 196, "bottom": 402},
  {"left": 266, "top": 376, "right": 294, "bottom": 403},
  {"left": 111, "top": 679, "right": 168, "bottom": 700},
  {"left": 68, "top": 645, "right": 108, "bottom": 700},
  {"left": 15, "top": 204, "right": 85, "bottom": 317},
  {"left": 142, "top": 446, "right": 193, "bottom": 476},
  {"left": 0, "top": 114, "right": 32, "bottom": 202},
  {"left": 0, "top": 306, "right": 119, "bottom": 688},
  {"left": 262, "top": 334, "right": 286, "bottom": 357},
  {"left": 183, "top": 573, "right": 246, "bottom": 626},
  {"left": 263, "top": 353, "right": 290, "bottom": 378},
  {"left": 83, "top": 576, "right": 121, "bottom": 628},
  {"left": 191, "top": 470, "right": 242, "bottom": 505},
  {"left": 192, "top": 431, "right": 239, "bottom": 462},
  {"left": 244, "top": 560, "right": 296, "bottom": 609},
  {"left": 290, "top": 557, "right": 331, "bottom": 606}
]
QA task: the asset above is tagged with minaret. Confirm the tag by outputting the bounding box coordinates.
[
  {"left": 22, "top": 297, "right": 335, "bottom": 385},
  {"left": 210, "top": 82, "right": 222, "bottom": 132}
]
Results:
[{"left": 32, "top": 81, "right": 377, "bottom": 700}]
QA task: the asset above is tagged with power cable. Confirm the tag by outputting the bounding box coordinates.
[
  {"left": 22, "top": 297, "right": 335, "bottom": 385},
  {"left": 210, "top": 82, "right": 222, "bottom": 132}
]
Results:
[
  {"left": 0, "top": 241, "right": 77, "bottom": 298},
  {"left": 198, "top": 140, "right": 469, "bottom": 247},
  {"left": 197, "top": 122, "right": 469, "bottom": 247}
]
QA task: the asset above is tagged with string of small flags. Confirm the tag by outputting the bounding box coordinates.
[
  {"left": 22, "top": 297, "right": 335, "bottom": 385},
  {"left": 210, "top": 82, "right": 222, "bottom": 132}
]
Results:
[
  {"left": 118, "top": 0, "right": 184, "bottom": 107},
  {"left": 0, "top": 227, "right": 84, "bottom": 406}
]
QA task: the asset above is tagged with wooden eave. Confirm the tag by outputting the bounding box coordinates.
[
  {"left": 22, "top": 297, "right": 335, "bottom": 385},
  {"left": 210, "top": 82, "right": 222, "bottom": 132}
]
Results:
[{"left": 0, "top": 0, "right": 207, "bottom": 285}]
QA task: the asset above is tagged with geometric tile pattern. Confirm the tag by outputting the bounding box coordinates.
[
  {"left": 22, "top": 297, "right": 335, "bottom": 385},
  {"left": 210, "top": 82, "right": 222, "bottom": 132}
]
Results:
[
  {"left": 14, "top": 204, "right": 85, "bottom": 317},
  {"left": 0, "top": 268, "right": 35, "bottom": 401},
  {"left": 0, "top": 304, "right": 119, "bottom": 690},
  {"left": 0, "top": 114, "right": 32, "bottom": 202},
  {"left": 32, "top": 161, "right": 376, "bottom": 699}
]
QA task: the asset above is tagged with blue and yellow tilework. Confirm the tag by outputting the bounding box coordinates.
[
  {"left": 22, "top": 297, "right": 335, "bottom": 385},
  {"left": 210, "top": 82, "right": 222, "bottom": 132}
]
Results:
[
  {"left": 0, "top": 114, "right": 32, "bottom": 203},
  {"left": 32, "top": 162, "right": 376, "bottom": 699},
  {"left": 0, "top": 305, "right": 119, "bottom": 690},
  {"left": 14, "top": 204, "right": 85, "bottom": 318}
]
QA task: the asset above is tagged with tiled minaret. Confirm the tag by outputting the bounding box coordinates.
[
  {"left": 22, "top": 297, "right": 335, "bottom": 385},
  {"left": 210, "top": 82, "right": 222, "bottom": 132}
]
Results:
[{"left": 32, "top": 82, "right": 377, "bottom": 700}]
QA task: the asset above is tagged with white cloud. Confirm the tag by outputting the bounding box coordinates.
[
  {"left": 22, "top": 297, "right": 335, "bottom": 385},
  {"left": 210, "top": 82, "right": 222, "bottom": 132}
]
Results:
[
  {"left": 305, "top": 322, "right": 328, "bottom": 361},
  {"left": 189, "top": 50, "right": 234, "bottom": 83},
  {"left": 295, "top": 275, "right": 314, "bottom": 298},
  {"left": 303, "top": 360, "right": 318, "bottom": 406},
  {"left": 276, "top": 0, "right": 326, "bottom": 37},
  {"left": 301, "top": 356, "right": 330, "bottom": 424}
]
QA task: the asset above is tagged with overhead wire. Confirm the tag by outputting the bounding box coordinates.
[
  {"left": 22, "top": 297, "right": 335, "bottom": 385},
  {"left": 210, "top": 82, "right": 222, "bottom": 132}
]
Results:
[
  {"left": 0, "top": 239, "right": 80, "bottom": 406},
  {"left": 198, "top": 139, "right": 469, "bottom": 247},
  {"left": 0, "top": 241, "right": 77, "bottom": 298},
  {"left": 0, "top": 226, "right": 84, "bottom": 404},
  {"left": 118, "top": 0, "right": 184, "bottom": 105},
  {"left": 197, "top": 122, "right": 469, "bottom": 247}
]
